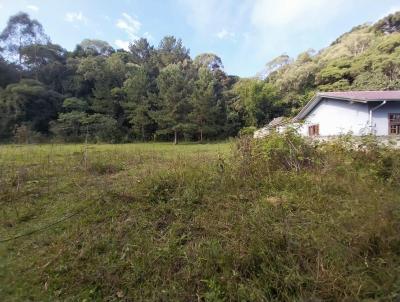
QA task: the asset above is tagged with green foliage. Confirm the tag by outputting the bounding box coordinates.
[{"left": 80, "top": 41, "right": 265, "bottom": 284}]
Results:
[
  {"left": 0, "top": 79, "right": 62, "bottom": 137},
  {"left": 156, "top": 63, "right": 193, "bottom": 143},
  {"left": 233, "top": 79, "right": 283, "bottom": 127},
  {"left": 374, "top": 11, "right": 400, "bottom": 34},
  {"left": 190, "top": 67, "right": 220, "bottom": 141},
  {"left": 239, "top": 126, "right": 256, "bottom": 136},
  {"left": 62, "top": 97, "right": 87, "bottom": 112}
]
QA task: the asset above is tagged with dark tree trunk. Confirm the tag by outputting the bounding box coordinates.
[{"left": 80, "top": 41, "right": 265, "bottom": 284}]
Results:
[{"left": 174, "top": 130, "right": 178, "bottom": 145}]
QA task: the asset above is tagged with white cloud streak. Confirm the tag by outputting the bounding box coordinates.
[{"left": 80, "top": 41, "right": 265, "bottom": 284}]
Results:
[
  {"left": 216, "top": 29, "right": 235, "bottom": 39},
  {"left": 27, "top": 5, "right": 39, "bottom": 12},
  {"left": 65, "top": 11, "right": 88, "bottom": 24},
  {"left": 116, "top": 13, "right": 141, "bottom": 40},
  {"left": 115, "top": 39, "right": 130, "bottom": 50},
  {"left": 250, "top": 0, "right": 346, "bottom": 29}
]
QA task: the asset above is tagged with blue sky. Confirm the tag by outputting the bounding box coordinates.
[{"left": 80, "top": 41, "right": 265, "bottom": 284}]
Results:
[{"left": 0, "top": 0, "right": 399, "bottom": 77}]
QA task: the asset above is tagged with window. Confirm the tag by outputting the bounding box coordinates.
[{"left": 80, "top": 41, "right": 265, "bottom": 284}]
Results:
[
  {"left": 389, "top": 113, "right": 400, "bottom": 135},
  {"left": 308, "top": 124, "right": 319, "bottom": 136}
]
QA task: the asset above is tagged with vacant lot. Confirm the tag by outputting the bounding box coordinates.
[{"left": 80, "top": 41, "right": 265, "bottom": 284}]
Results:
[{"left": 1, "top": 138, "right": 399, "bottom": 301}]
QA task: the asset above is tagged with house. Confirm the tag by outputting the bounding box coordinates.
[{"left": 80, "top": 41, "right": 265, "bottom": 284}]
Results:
[
  {"left": 255, "top": 91, "right": 400, "bottom": 138},
  {"left": 294, "top": 91, "right": 400, "bottom": 137}
]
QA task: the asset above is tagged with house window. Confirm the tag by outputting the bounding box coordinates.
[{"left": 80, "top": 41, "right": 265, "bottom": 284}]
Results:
[
  {"left": 308, "top": 124, "right": 319, "bottom": 136},
  {"left": 389, "top": 113, "right": 400, "bottom": 135}
]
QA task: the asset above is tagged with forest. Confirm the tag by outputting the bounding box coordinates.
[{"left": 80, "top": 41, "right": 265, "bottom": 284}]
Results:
[{"left": 0, "top": 11, "right": 399, "bottom": 143}]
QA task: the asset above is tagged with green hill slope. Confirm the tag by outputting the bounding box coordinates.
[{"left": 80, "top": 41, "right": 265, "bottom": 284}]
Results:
[{"left": 264, "top": 11, "right": 400, "bottom": 114}]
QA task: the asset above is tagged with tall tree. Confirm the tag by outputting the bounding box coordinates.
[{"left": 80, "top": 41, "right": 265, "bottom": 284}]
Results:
[
  {"left": 0, "top": 12, "right": 49, "bottom": 67},
  {"left": 76, "top": 39, "right": 114, "bottom": 57},
  {"left": 193, "top": 53, "right": 224, "bottom": 72},
  {"left": 1, "top": 79, "right": 62, "bottom": 135},
  {"left": 190, "top": 67, "right": 219, "bottom": 141},
  {"left": 123, "top": 67, "right": 153, "bottom": 140},
  {"left": 156, "top": 63, "right": 192, "bottom": 144},
  {"left": 157, "top": 36, "right": 190, "bottom": 67},
  {"left": 129, "top": 38, "right": 154, "bottom": 65}
]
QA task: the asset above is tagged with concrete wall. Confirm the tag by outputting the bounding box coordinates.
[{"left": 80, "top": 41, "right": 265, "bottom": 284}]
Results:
[
  {"left": 372, "top": 102, "right": 400, "bottom": 135},
  {"left": 299, "top": 98, "right": 370, "bottom": 136}
]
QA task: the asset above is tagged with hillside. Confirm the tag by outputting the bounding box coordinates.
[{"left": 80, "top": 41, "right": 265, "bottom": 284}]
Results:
[{"left": 260, "top": 11, "right": 400, "bottom": 115}]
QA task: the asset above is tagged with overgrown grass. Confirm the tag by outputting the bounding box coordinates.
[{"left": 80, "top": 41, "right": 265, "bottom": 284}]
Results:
[{"left": 0, "top": 137, "right": 399, "bottom": 301}]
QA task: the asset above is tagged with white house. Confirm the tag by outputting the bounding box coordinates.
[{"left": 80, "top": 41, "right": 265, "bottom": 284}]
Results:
[
  {"left": 294, "top": 91, "right": 400, "bottom": 137},
  {"left": 254, "top": 91, "right": 400, "bottom": 138}
]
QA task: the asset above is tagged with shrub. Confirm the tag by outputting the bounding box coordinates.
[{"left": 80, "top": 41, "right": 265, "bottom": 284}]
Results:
[{"left": 239, "top": 126, "right": 257, "bottom": 137}]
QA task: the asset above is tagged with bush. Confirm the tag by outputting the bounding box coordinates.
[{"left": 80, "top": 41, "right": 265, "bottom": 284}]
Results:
[{"left": 239, "top": 126, "right": 257, "bottom": 137}]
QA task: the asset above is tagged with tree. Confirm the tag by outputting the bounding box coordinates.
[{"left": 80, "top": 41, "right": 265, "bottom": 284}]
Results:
[
  {"left": 0, "top": 12, "right": 49, "bottom": 66},
  {"left": 234, "top": 79, "right": 281, "bottom": 127},
  {"left": 0, "top": 56, "right": 19, "bottom": 88},
  {"left": 157, "top": 36, "right": 190, "bottom": 67},
  {"left": 62, "top": 97, "right": 88, "bottom": 112},
  {"left": 190, "top": 67, "right": 219, "bottom": 141},
  {"left": 193, "top": 53, "right": 223, "bottom": 72},
  {"left": 51, "top": 111, "right": 87, "bottom": 141},
  {"left": 374, "top": 11, "right": 400, "bottom": 34},
  {"left": 123, "top": 67, "right": 153, "bottom": 140},
  {"left": 258, "top": 54, "right": 292, "bottom": 79},
  {"left": 76, "top": 39, "right": 114, "bottom": 57},
  {"left": 156, "top": 63, "right": 192, "bottom": 144},
  {"left": 77, "top": 52, "right": 127, "bottom": 119},
  {"left": 20, "top": 43, "right": 67, "bottom": 84},
  {"left": 2, "top": 79, "right": 62, "bottom": 134},
  {"left": 129, "top": 38, "right": 154, "bottom": 65}
]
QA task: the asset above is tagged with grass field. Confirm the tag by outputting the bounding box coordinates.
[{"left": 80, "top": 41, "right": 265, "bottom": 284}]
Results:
[{"left": 1, "top": 137, "right": 400, "bottom": 301}]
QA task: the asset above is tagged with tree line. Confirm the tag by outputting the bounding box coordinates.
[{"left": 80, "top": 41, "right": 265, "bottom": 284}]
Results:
[
  {"left": 0, "top": 12, "right": 287, "bottom": 143},
  {"left": 1, "top": 11, "right": 399, "bottom": 143}
]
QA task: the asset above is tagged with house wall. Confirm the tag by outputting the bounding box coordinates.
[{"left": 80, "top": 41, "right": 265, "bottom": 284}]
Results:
[
  {"left": 298, "top": 98, "right": 370, "bottom": 136},
  {"left": 373, "top": 102, "right": 400, "bottom": 135}
]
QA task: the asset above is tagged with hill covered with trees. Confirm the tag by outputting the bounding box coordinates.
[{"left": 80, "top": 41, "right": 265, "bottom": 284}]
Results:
[
  {"left": 257, "top": 11, "right": 400, "bottom": 116},
  {"left": 0, "top": 11, "right": 399, "bottom": 142}
]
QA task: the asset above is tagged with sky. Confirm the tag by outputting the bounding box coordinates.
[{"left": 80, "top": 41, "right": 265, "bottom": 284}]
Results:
[{"left": 0, "top": 0, "right": 399, "bottom": 77}]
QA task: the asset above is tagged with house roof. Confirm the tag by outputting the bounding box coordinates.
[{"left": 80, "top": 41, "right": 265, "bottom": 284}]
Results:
[
  {"left": 294, "top": 91, "right": 400, "bottom": 121},
  {"left": 317, "top": 91, "right": 400, "bottom": 101}
]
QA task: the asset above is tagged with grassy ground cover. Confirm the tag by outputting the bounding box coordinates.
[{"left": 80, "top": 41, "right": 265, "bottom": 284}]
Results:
[{"left": 0, "top": 136, "right": 399, "bottom": 301}]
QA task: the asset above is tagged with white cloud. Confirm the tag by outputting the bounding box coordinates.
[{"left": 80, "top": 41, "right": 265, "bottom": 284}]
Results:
[
  {"left": 251, "top": 0, "right": 346, "bottom": 29},
  {"left": 178, "top": 0, "right": 247, "bottom": 33},
  {"left": 115, "top": 39, "right": 130, "bottom": 51},
  {"left": 27, "top": 5, "right": 39, "bottom": 12},
  {"left": 116, "top": 13, "right": 141, "bottom": 40},
  {"left": 65, "top": 11, "right": 88, "bottom": 24},
  {"left": 216, "top": 29, "right": 235, "bottom": 39}
]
